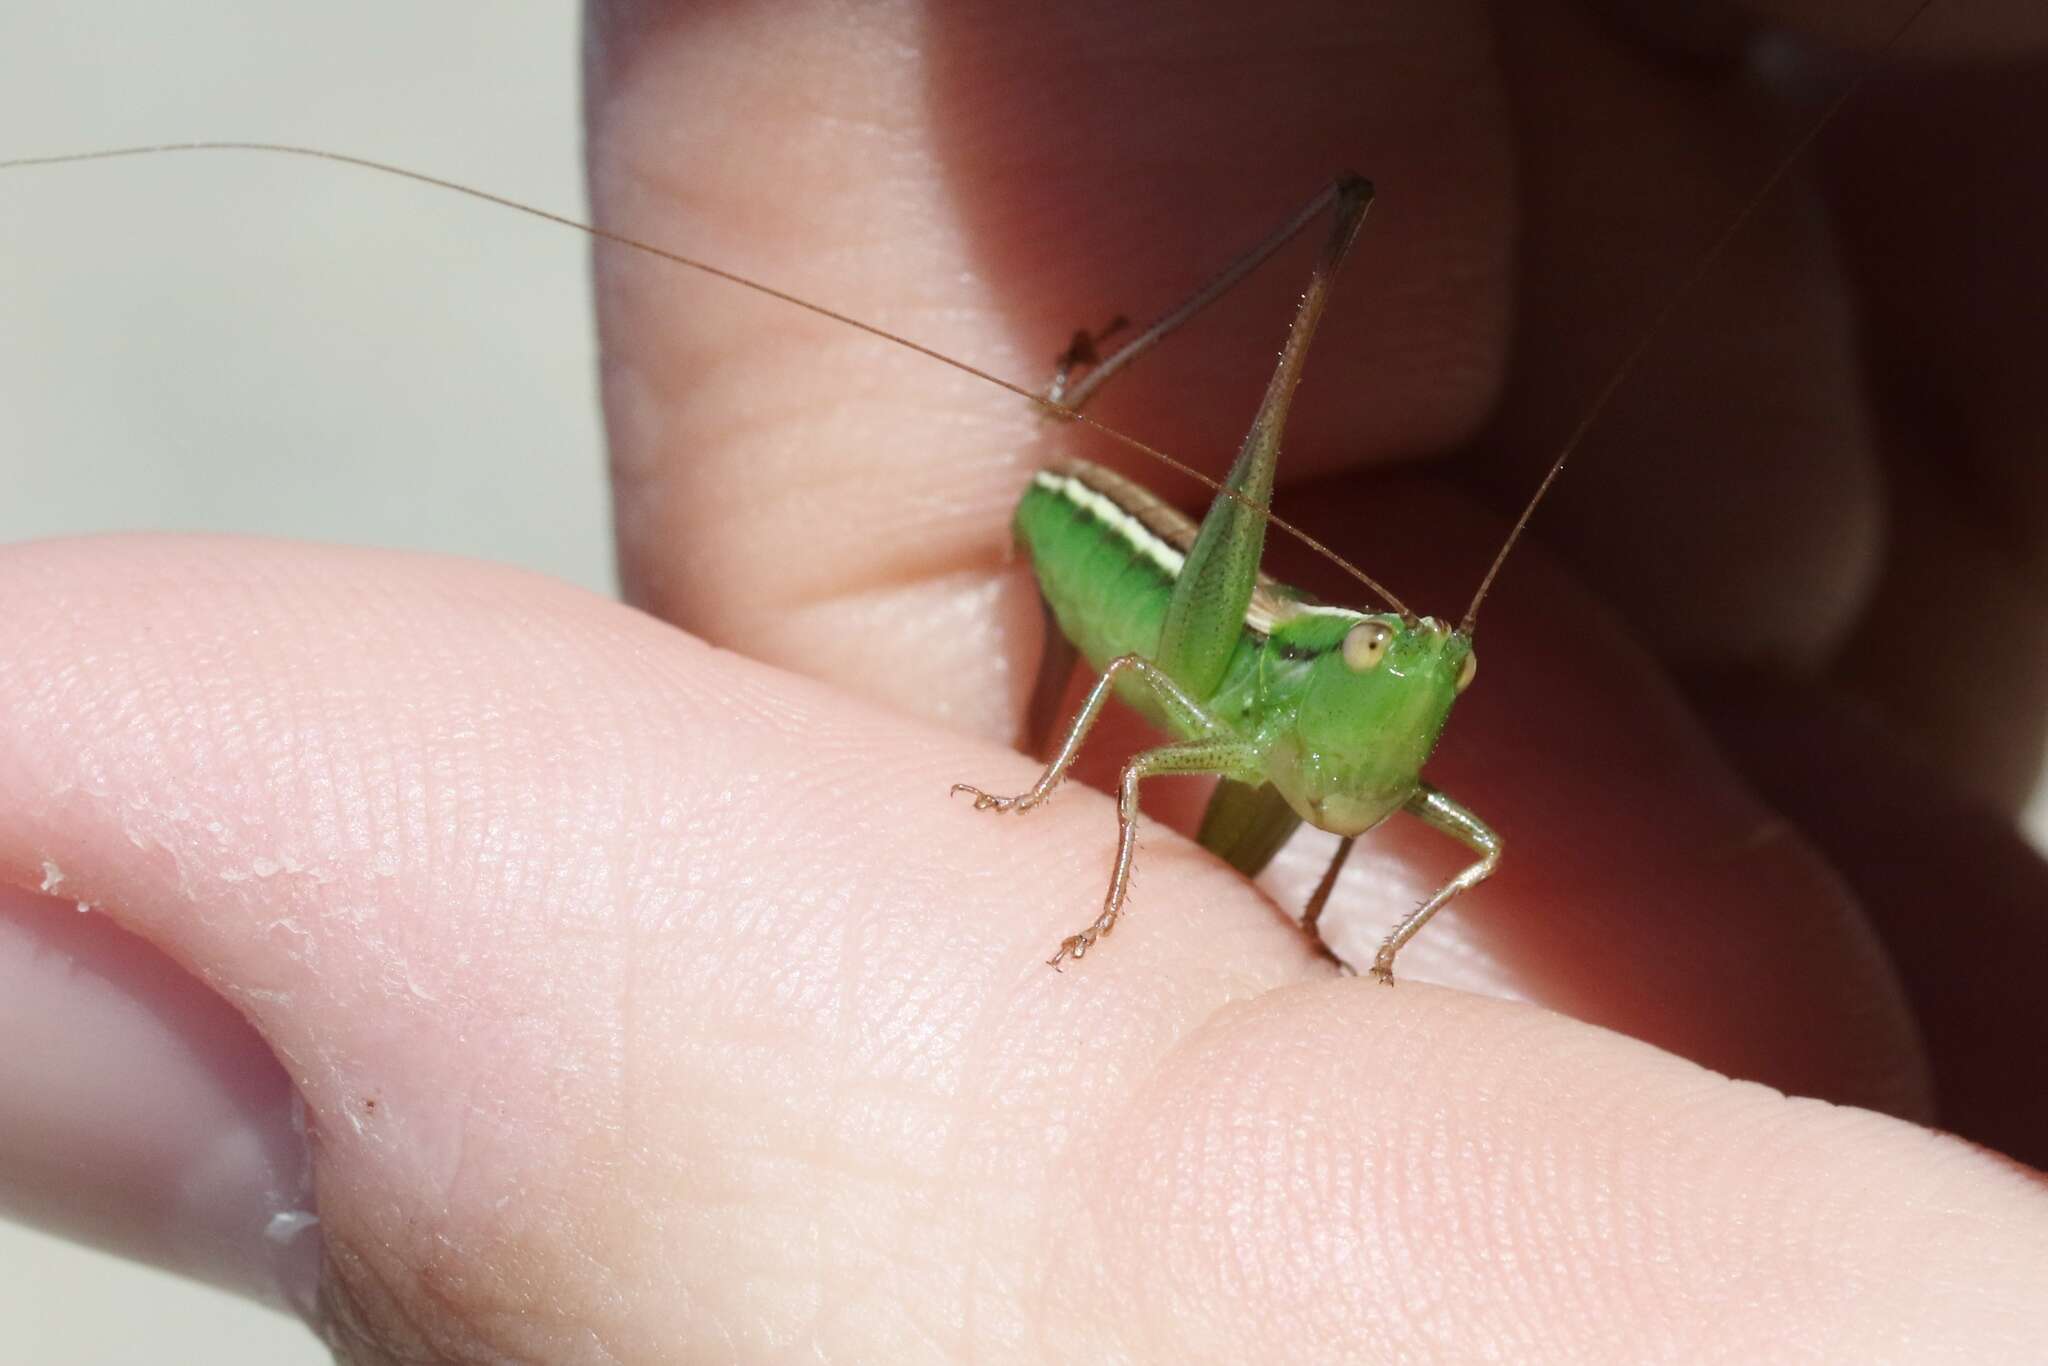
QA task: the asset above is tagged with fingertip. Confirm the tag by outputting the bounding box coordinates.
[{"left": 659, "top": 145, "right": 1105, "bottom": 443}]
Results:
[
  {"left": 1083, "top": 978, "right": 2048, "bottom": 1359},
  {"left": 0, "top": 882, "right": 316, "bottom": 1313}
]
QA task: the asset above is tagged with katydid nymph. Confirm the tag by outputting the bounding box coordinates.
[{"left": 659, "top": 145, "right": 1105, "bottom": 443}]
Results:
[{"left": 951, "top": 177, "right": 1496, "bottom": 982}]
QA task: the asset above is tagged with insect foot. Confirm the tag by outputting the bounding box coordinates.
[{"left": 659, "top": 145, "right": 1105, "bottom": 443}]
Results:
[
  {"left": 949, "top": 783, "right": 1038, "bottom": 814},
  {"left": 1046, "top": 927, "right": 1102, "bottom": 970},
  {"left": 1369, "top": 951, "right": 1399, "bottom": 987}
]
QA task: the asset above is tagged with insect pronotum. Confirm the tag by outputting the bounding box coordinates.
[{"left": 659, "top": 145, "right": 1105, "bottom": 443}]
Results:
[{"left": 3, "top": 0, "right": 1966, "bottom": 984}]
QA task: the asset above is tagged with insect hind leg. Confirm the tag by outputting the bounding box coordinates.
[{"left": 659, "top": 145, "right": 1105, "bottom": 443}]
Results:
[{"left": 1044, "top": 316, "right": 1128, "bottom": 410}]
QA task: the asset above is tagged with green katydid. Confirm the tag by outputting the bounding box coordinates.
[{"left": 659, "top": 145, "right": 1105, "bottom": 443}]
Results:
[{"left": 951, "top": 177, "right": 1493, "bottom": 982}]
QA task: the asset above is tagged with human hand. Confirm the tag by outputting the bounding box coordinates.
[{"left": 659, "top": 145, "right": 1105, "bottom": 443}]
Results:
[{"left": 3, "top": 1, "right": 2045, "bottom": 1361}]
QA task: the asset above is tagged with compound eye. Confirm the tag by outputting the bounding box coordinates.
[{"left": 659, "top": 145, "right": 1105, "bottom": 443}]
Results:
[
  {"left": 1455, "top": 650, "right": 1478, "bottom": 693},
  {"left": 1342, "top": 622, "right": 1393, "bottom": 672}
]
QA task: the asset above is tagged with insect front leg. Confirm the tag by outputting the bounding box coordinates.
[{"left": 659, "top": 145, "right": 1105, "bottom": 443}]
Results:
[
  {"left": 952, "top": 652, "right": 1220, "bottom": 815},
  {"left": 1301, "top": 835, "right": 1357, "bottom": 940},
  {"left": 1049, "top": 735, "right": 1267, "bottom": 968},
  {"left": 1373, "top": 785, "right": 1502, "bottom": 985}
]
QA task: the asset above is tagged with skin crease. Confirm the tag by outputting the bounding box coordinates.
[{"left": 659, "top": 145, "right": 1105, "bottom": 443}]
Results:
[{"left": 0, "top": 2, "right": 2045, "bottom": 1363}]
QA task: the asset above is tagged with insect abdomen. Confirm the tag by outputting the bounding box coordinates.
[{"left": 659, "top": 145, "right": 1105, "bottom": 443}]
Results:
[{"left": 1015, "top": 460, "right": 1193, "bottom": 673}]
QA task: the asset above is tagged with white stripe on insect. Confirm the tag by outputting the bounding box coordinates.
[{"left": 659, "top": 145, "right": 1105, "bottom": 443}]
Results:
[
  {"left": 1034, "top": 468, "right": 1187, "bottom": 579},
  {"left": 1033, "top": 467, "right": 1368, "bottom": 637}
]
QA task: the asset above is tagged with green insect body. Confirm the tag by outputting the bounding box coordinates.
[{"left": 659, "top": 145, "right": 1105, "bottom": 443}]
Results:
[
  {"left": 954, "top": 176, "right": 1500, "bottom": 982},
  {"left": 1019, "top": 460, "right": 1473, "bottom": 838}
]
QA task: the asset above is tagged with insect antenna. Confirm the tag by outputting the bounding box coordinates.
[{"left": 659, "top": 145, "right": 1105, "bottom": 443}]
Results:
[
  {"left": 1, "top": 141, "right": 1409, "bottom": 616},
  {"left": 1457, "top": 0, "right": 1945, "bottom": 637}
]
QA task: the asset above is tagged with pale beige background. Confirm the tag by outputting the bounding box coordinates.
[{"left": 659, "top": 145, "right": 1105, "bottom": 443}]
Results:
[
  {"left": 2, "top": 3, "right": 2046, "bottom": 1362},
  {"left": 1, "top": 2, "right": 596, "bottom": 1359}
]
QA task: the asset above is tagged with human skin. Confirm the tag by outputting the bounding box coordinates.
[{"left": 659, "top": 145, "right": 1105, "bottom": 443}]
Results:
[{"left": 3, "top": 1, "right": 2047, "bottom": 1361}]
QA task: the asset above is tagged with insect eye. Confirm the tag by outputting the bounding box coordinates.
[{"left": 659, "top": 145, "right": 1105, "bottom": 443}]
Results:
[
  {"left": 1342, "top": 622, "right": 1393, "bottom": 672},
  {"left": 1456, "top": 651, "right": 1478, "bottom": 693}
]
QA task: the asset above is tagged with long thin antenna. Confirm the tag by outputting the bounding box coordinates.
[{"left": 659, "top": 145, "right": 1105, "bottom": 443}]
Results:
[
  {"left": 1458, "top": 0, "right": 1943, "bottom": 635},
  {"left": 1, "top": 141, "right": 1408, "bottom": 614}
]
